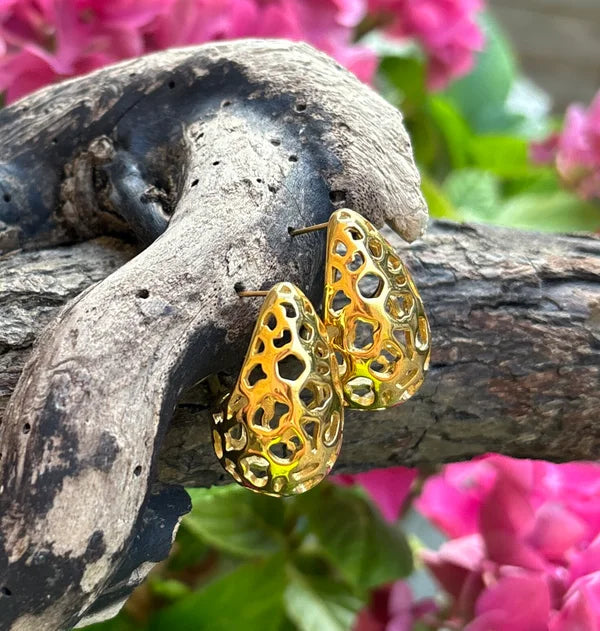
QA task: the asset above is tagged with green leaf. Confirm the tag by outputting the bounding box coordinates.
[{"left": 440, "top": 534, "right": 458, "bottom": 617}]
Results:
[
  {"left": 468, "top": 135, "right": 534, "bottom": 179},
  {"left": 184, "top": 485, "right": 285, "bottom": 558},
  {"left": 496, "top": 192, "right": 600, "bottom": 232},
  {"left": 445, "top": 13, "right": 517, "bottom": 133},
  {"left": 168, "top": 522, "right": 211, "bottom": 570},
  {"left": 378, "top": 56, "right": 426, "bottom": 110},
  {"left": 443, "top": 169, "right": 501, "bottom": 222},
  {"left": 284, "top": 569, "right": 363, "bottom": 631},
  {"left": 296, "top": 484, "right": 413, "bottom": 589},
  {"left": 420, "top": 173, "right": 463, "bottom": 220},
  {"left": 149, "top": 577, "right": 191, "bottom": 602},
  {"left": 427, "top": 96, "right": 472, "bottom": 169},
  {"left": 82, "top": 614, "right": 141, "bottom": 631},
  {"left": 150, "top": 556, "right": 287, "bottom": 631}
]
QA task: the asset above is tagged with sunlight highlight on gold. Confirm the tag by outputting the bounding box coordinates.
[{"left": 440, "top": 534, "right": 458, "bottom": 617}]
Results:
[
  {"left": 323, "top": 209, "right": 430, "bottom": 410},
  {"left": 212, "top": 283, "right": 344, "bottom": 496}
]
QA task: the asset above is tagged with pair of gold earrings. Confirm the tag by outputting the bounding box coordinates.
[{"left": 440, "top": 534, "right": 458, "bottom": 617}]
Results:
[{"left": 211, "top": 209, "right": 430, "bottom": 497}]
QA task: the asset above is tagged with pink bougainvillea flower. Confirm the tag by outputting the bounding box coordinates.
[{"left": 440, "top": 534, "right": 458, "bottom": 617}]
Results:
[
  {"left": 419, "top": 455, "right": 600, "bottom": 629},
  {"left": 466, "top": 570, "right": 551, "bottom": 631},
  {"left": 0, "top": 0, "right": 378, "bottom": 103},
  {"left": 531, "top": 89, "right": 600, "bottom": 200},
  {"left": 367, "top": 0, "right": 484, "bottom": 89},
  {"left": 335, "top": 466, "right": 417, "bottom": 522},
  {"left": 415, "top": 457, "right": 496, "bottom": 537}
]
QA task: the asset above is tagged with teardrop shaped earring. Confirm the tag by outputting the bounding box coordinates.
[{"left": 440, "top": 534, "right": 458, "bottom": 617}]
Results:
[
  {"left": 212, "top": 282, "right": 344, "bottom": 496},
  {"left": 290, "top": 209, "right": 430, "bottom": 410}
]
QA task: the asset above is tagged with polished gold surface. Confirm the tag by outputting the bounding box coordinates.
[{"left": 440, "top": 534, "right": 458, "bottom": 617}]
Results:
[
  {"left": 323, "top": 209, "right": 430, "bottom": 410},
  {"left": 212, "top": 282, "right": 344, "bottom": 496}
]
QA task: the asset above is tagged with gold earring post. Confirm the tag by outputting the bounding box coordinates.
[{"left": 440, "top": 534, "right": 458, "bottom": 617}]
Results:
[
  {"left": 288, "top": 221, "right": 328, "bottom": 237},
  {"left": 237, "top": 290, "right": 269, "bottom": 297}
]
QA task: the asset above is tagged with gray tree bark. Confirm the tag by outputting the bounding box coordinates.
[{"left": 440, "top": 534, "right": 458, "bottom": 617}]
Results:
[{"left": 3, "top": 222, "right": 599, "bottom": 491}]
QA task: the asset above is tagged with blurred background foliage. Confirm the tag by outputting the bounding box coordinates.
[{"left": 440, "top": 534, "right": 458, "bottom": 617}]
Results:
[
  {"left": 82, "top": 5, "right": 599, "bottom": 631},
  {"left": 87, "top": 482, "right": 414, "bottom": 631},
  {"left": 374, "top": 13, "right": 599, "bottom": 234}
]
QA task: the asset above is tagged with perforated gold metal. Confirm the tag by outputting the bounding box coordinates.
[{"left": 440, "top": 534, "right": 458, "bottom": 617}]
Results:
[
  {"left": 323, "top": 209, "right": 430, "bottom": 410},
  {"left": 212, "top": 282, "right": 344, "bottom": 496}
]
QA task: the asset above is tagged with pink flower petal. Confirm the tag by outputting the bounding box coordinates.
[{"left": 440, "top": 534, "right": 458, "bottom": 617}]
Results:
[{"left": 468, "top": 571, "right": 551, "bottom": 631}]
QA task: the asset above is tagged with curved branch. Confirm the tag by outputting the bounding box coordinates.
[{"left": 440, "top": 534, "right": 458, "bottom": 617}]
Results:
[
  {"left": 2, "top": 221, "right": 599, "bottom": 482},
  {"left": 0, "top": 41, "right": 426, "bottom": 629}
]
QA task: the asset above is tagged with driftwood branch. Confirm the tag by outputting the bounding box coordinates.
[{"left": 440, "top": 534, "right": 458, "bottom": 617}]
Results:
[
  {"left": 0, "top": 40, "right": 427, "bottom": 629},
  {"left": 3, "top": 222, "right": 599, "bottom": 489}
]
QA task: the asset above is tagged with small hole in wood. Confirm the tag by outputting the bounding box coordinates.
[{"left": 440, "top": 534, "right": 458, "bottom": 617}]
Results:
[
  {"left": 168, "top": 80, "right": 175, "bottom": 89},
  {"left": 133, "top": 465, "right": 142, "bottom": 477},
  {"left": 137, "top": 289, "right": 150, "bottom": 299},
  {"left": 52, "top": 138, "right": 58, "bottom": 144},
  {"left": 191, "top": 179, "right": 199, "bottom": 187},
  {"left": 222, "top": 100, "right": 231, "bottom": 107},
  {"left": 296, "top": 103, "right": 307, "bottom": 112},
  {"left": 1, "top": 586, "right": 11, "bottom": 596},
  {"left": 329, "top": 190, "right": 346, "bottom": 204},
  {"left": 268, "top": 185, "right": 277, "bottom": 193},
  {"left": 22, "top": 423, "right": 31, "bottom": 434},
  {"left": 271, "top": 139, "right": 281, "bottom": 146},
  {"left": 213, "top": 161, "right": 220, "bottom": 166},
  {"left": 289, "top": 155, "right": 298, "bottom": 162},
  {"left": 3, "top": 193, "right": 10, "bottom": 203},
  {"left": 234, "top": 282, "right": 245, "bottom": 293},
  {"left": 256, "top": 178, "right": 262, "bottom": 183}
]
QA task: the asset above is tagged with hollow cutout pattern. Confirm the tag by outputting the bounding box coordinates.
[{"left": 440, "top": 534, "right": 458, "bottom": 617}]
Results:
[
  {"left": 323, "top": 209, "right": 431, "bottom": 410},
  {"left": 212, "top": 283, "right": 344, "bottom": 496}
]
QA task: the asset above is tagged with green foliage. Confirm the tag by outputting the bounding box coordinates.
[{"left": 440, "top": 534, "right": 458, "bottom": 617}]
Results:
[
  {"left": 184, "top": 485, "right": 286, "bottom": 558},
  {"left": 445, "top": 14, "right": 518, "bottom": 133},
  {"left": 150, "top": 556, "right": 288, "bottom": 631},
  {"left": 378, "top": 10, "right": 599, "bottom": 234},
  {"left": 83, "top": 482, "right": 411, "bottom": 631},
  {"left": 284, "top": 570, "right": 363, "bottom": 631},
  {"left": 297, "top": 484, "right": 413, "bottom": 589}
]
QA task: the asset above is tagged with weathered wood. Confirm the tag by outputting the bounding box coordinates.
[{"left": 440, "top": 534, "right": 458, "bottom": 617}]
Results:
[
  {"left": 3, "top": 222, "right": 599, "bottom": 489},
  {"left": 0, "top": 40, "right": 427, "bottom": 630}
]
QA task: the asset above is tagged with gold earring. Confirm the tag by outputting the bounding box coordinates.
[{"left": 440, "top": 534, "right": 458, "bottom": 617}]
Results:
[
  {"left": 212, "top": 282, "right": 344, "bottom": 496},
  {"left": 291, "top": 208, "right": 430, "bottom": 410}
]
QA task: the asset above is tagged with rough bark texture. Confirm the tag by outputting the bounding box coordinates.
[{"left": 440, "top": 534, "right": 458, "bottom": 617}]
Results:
[
  {"left": 3, "top": 222, "right": 599, "bottom": 490},
  {"left": 0, "top": 41, "right": 428, "bottom": 630}
]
